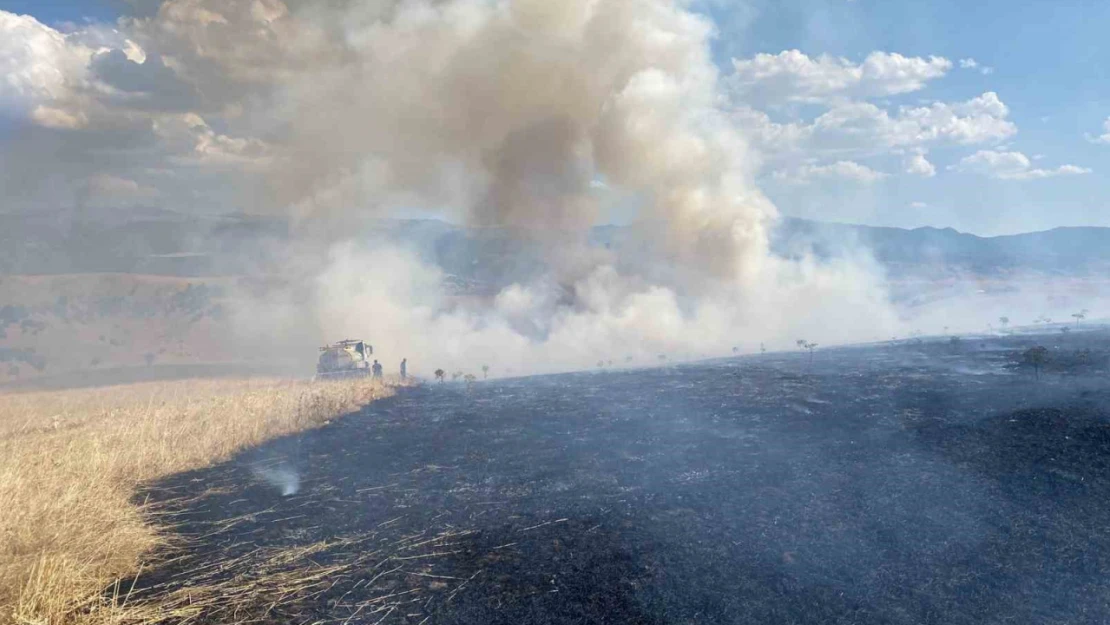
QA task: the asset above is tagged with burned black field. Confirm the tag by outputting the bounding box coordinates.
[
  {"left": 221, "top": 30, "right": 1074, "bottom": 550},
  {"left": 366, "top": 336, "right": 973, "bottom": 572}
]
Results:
[{"left": 134, "top": 331, "right": 1110, "bottom": 624}]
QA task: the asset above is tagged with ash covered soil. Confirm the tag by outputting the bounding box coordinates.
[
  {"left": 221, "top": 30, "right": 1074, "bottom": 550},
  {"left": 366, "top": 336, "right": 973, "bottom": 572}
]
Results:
[{"left": 133, "top": 331, "right": 1110, "bottom": 624}]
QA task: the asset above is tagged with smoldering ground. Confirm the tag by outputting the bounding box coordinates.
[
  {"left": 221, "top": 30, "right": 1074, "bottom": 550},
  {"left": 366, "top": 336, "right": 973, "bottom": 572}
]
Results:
[{"left": 130, "top": 330, "right": 1110, "bottom": 624}]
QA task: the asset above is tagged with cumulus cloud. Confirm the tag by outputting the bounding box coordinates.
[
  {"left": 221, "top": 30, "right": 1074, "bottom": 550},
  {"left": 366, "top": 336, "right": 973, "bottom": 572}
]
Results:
[
  {"left": 819, "top": 92, "right": 1015, "bottom": 147},
  {"left": 0, "top": 6, "right": 283, "bottom": 211},
  {"left": 724, "top": 47, "right": 1013, "bottom": 186},
  {"left": 0, "top": 11, "right": 92, "bottom": 119},
  {"left": 729, "top": 50, "right": 951, "bottom": 103},
  {"left": 904, "top": 150, "right": 936, "bottom": 177},
  {"left": 772, "top": 160, "right": 887, "bottom": 184},
  {"left": 950, "top": 150, "right": 1091, "bottom": 180},
  {"left": 733, "top": 92, "right": 1017, "bottom": 164}
]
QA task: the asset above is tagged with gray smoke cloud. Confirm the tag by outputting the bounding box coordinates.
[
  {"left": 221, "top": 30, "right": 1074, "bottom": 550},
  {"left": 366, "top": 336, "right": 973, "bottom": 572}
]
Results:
[
  {"left": 2, "top": 0, "right": 905, "bottom": 378},
  {"left": 137, "top": 0, "right": 901, "bottom": 375}
]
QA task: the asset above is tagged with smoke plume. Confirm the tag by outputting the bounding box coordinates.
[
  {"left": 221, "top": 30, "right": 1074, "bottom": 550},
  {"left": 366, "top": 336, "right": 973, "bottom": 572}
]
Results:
[
  {"left": 0, "top": 0, "right": 903, "bottom": 379},
  {"left": 151, "top": 0, "right": 900, "bottom": 375}
]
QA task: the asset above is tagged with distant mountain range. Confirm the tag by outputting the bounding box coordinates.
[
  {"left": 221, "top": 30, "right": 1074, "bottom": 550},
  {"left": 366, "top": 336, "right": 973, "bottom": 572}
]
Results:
[
  {"left": 3, "top": 208, "right": 1110, "bottom": 281},
  {"left": 772, "top": 218, "right": 1110, "bottom": 278}
]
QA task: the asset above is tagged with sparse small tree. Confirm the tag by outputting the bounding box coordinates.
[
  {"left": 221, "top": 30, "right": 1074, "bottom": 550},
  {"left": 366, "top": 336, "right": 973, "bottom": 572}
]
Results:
[
  {"left": 797, "top": 340, "right": 818, "bottom": 364},
  {"left": 1023, "top": 346, "right": 1048, "bottom": 380},
  {"left": 482, "top": 364, "right": 490, "bottom": 379},
  {"left": 1073, "top": 310, "right": 1088, "bottom": 328},
  {"left": 760, "top": 343, "right": 766, "bottom": 356},
  {"left": 732, "top": 346, "right": 739, "bottom": 354},
  {"left": 805, "top": 342, "right": 818, "bottom": 364},
  {"left": 999, "top": 316, "right": 1010, "bottom": 331},
  {"left": 435, "top": 369, "right": 445, "bottom": 382},
  {"left": 144, "top": 352, "right": 156, "bottom": 367}
]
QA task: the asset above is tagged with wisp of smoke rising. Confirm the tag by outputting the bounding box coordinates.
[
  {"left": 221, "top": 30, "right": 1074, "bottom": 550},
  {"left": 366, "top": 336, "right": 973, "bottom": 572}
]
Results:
[{"left": 252, "top": 463, "right": 301, "bottom": 497}]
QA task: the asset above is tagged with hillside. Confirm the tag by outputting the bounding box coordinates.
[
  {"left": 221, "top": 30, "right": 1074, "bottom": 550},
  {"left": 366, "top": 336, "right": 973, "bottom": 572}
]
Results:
[
  {"left": 773, "top": 218, "right": 1110, "bottom": 277},
  {"left": 5, "top": 209, "right": 1110, "bottom": 281},
  {"left": 3, "top": 208, "right": 1108, "bottom": 385}
]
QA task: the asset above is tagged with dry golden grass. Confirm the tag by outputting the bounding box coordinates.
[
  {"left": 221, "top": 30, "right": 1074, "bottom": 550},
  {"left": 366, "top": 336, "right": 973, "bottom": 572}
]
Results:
[{"left": 0, "top": 376, "right": 395, "bottom": 625}]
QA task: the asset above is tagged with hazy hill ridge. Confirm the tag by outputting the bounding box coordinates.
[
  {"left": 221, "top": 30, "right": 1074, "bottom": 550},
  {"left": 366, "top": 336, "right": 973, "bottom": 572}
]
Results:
[{"left": 3, "top": 209, "right": 1109, "bottom": 279}]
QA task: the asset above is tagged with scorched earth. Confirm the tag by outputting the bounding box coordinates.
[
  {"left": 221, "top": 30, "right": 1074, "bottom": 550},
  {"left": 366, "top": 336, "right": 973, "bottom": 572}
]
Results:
[{"left": 132, "top": 331, "right": 1110, "bottom": 624}]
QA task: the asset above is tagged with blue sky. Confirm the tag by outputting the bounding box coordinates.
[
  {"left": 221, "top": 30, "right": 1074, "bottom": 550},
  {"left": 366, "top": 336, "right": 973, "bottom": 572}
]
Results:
[
  {"left": 2, "top": 0, "right": 1109, "bottom": 235},
  {"left": 0, "top": 0, "right": 119, "bottom": 24},
  {"left": 706, "top": 0, "right": 1110, "bottom": 234}
]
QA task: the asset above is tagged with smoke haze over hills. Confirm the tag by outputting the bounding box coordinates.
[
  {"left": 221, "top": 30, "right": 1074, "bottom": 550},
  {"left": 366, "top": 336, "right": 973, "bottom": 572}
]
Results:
[
  {"left": 2, "top": 207, "right": 1109, "bottom": 385},
  {"left": 2, "top": 0, "right": 1108, "bottom": 385}
]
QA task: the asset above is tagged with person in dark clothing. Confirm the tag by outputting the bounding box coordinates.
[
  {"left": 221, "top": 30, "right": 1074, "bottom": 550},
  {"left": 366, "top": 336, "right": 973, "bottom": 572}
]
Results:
[
  {"left": 372, "top": 360, "right": 383, "bottom": 379},
  {"left": 400, "top": 358, "right": 407, "bottom": 380}
]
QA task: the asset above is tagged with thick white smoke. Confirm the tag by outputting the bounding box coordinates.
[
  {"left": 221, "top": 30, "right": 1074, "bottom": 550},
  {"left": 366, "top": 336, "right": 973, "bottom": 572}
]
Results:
[{"left": 132, "top": 0, "right": 902, "bottom": 376}]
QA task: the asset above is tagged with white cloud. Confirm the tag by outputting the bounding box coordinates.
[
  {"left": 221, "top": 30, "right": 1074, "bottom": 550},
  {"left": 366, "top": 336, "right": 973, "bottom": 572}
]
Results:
[
  {"left": 875, "top": 92, "right": 1014, "bottom": 145},
  {"left": 0, "top": 11, "right": 91, "bottom": 116},
  {"left": 904, "top": 150, "right": 936, "bottom": 177},
  {"left": 153, "top": 112, "right": 272, "bottom": 167},
  {"left": 733, "top": 92, "right": 1017, "bottom": 162},
  {"left": 729, "top": 50, "right": 951, "bottom": 103},
  {"left": 122, "top": 39, "right": 147, "bottom": 64},
  {"left": 958, "top": 57, "right": 993, "bottom": 75},
  {"left": 1086, "top": 117, "right": 1110, "bottom": 144},
  {"left": 772, "top": 160, "right": 888, "bottom": 184},
  {"left": 951, "top": 150, "right": 1091, "bottom": 180},
  {"left": 30, "top": 104, "right": 88, "bottom": 129},
  {"left": 910, "top": 201, "right": 928, "bottom": 208},
  {"left": 0, "top": 7, "right": 284, "bottom": 211}
]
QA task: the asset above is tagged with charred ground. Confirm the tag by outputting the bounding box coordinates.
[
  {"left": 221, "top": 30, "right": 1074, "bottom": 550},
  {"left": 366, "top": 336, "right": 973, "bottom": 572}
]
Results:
[{"left": 131, "top": 330, "right": 1110, "bottom": 624}]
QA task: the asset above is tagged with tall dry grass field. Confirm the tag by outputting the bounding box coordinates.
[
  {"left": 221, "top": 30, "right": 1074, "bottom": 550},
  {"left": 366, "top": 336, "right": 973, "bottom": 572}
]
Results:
[{"left": 0, "top": 377, "right": 394, "bottom": 625}]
